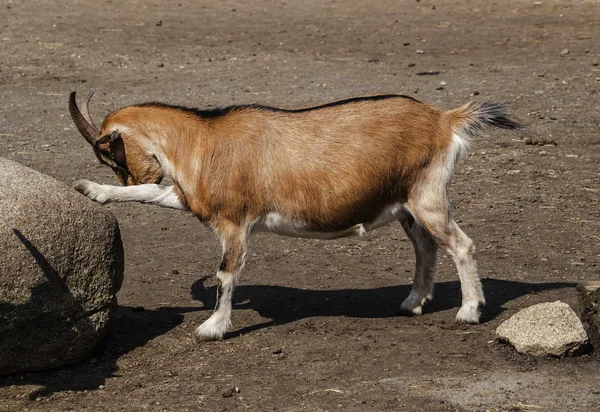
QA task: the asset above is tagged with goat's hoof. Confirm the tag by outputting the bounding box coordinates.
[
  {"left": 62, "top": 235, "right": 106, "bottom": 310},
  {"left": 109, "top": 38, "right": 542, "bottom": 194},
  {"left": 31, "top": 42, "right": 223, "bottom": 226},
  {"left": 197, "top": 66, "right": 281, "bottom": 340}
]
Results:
[
  {"left": 195, "top": 318, "right": 229, "bottom": 341},
  {"left": 74, "top": 180, "right": 109, "bottom": 204},
  {"left": 74, "top": 179, "right": 94, "bottom": 195},
  {"left": 195, "top": 329, "right": 224, "bottom": 342},
  {"left": 399, "top": 294, "right": 432, "bottom": 316},
  {"left": 455, "top": 301, "right": 482, "bottom": 324}
]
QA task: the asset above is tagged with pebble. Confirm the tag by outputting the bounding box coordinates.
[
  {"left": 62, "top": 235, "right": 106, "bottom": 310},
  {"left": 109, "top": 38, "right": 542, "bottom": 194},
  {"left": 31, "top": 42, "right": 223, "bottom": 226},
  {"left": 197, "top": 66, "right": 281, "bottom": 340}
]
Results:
[
  {"left": 416, "top": 49, "right": 424, "bottom": 54},
  {"left": 560, "top": 48, "right": 569, "bottom": 55},
  {"left": 592, "top": 61, "right": 599, "bottom": 66}
]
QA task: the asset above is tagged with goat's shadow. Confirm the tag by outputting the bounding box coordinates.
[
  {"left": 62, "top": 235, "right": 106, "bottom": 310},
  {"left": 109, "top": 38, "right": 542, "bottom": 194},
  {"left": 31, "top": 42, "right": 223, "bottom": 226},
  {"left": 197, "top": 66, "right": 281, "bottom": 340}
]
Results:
[
  {"left": 190, "top": 276, "right": 576, "bottom": 338},
  {"left": 0, "top": 230, "right": 576, "bottom": 399}
]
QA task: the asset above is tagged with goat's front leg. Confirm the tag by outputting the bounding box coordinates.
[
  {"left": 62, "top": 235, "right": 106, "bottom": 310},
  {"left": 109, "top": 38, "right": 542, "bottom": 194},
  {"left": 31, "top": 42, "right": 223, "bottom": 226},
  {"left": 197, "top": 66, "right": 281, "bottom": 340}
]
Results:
[
  {"left": 196, "top": 221, "right": 248, "bottom": 341},
  {"left": 75, "top": 180, "right": 185, "bottom": 209}
]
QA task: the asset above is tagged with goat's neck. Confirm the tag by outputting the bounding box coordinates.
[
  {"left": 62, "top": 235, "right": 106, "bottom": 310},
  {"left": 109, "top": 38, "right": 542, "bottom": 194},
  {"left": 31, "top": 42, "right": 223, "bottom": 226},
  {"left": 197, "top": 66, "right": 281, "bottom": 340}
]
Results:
[{"left": 135, "top": 114, "right": 208, "bottom": 187}]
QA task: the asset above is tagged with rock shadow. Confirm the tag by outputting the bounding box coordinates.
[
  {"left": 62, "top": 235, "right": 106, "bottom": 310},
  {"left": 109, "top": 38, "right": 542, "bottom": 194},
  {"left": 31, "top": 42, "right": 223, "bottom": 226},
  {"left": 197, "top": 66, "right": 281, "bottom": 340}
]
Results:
[{"left": 0, "top": 230, "right": 200, "bottom": 399}]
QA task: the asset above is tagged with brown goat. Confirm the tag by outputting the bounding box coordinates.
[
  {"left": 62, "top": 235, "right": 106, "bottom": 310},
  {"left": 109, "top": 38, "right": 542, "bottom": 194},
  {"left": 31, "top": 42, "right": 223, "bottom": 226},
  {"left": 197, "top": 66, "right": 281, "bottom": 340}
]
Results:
[{"left": 70, "top": 91, "right": 519, "bottom": 340}]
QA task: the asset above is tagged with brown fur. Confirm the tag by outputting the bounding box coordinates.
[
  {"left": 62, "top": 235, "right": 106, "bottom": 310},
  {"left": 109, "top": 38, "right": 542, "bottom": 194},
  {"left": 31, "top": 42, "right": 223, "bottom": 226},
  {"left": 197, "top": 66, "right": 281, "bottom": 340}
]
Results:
[{"left": 101, "top": 98, "right": 451, "bottom": 230}]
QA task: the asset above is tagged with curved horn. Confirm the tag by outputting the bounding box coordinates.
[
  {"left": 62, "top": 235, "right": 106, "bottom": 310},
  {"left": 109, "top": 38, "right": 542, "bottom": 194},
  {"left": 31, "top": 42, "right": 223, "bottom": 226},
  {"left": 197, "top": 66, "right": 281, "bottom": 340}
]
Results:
[
  {"left": 80, "top": 91, "right": 99, "bottom": 131},
  {"left": 69, "top": 91, "right": 100, "bottom": 145}
]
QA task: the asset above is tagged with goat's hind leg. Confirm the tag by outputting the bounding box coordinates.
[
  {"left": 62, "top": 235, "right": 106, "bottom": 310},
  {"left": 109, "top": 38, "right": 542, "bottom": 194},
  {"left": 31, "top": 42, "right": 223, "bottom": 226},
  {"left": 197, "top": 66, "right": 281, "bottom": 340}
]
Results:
[
  {"left": 407, "top": 205, "right": 484, "bottom": 324},
  {"left": 196, "top": 221, "right": 248, "bottom": 341},
  {"left": 399, "top": 211, "right": 438, "bottom": 316}
]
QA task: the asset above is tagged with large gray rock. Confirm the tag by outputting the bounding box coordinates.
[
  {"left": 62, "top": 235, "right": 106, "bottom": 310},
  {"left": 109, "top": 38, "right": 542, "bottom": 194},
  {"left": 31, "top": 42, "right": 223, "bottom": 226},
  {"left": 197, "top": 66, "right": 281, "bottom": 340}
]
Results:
[
  {"left": 496, "top": 301, "right": 589, "bottom": 357},
  {"left": 0, "top": 158, "right": 124, "bottom": 375}
]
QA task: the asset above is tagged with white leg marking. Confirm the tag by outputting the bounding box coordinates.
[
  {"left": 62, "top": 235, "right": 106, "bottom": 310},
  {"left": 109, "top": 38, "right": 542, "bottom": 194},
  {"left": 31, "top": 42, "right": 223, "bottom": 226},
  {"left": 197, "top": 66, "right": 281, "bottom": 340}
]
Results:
[
  {"left": 196, "top": 271, "right": 235, "bottom": 341},
  {"left": 448, "top": 222, "right": 484, "bottom": 324},
  {"left": 75, "top": 180, "right": 184, "bottom": 209},
  {"left": 456, "top": 300, "right": 481, "bottom": 324}
]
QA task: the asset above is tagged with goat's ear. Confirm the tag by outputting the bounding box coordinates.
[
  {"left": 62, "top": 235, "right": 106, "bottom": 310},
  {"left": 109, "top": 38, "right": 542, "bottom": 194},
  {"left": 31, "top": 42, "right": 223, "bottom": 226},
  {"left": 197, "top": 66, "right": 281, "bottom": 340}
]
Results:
[
  {"left": 109, "top": 133, "right": 126, "bottom": 164},
  {"left": 96, "top": 131, "right": 121, "bottom": 145}
]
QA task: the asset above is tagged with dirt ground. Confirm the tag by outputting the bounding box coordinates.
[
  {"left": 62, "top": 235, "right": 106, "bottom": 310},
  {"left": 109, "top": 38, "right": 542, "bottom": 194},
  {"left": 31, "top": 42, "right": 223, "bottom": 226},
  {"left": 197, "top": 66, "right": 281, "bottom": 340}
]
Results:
[{"left": 1, "top": 0, "right": 599, "bottom": 410}]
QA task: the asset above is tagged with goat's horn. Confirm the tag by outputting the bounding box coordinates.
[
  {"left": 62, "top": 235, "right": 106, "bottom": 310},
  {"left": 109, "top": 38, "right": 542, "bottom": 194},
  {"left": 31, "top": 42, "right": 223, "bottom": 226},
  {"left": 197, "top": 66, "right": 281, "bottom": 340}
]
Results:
[{"left": 69, "top": 91, "right": 100, "bottom": 145}]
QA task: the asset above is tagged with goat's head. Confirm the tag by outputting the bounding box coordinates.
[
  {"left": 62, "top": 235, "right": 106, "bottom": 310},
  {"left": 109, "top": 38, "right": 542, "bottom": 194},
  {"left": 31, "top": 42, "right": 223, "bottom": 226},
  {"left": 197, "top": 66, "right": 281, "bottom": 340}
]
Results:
[{"left": 69, "top": 91, "right": 163, "bottom": 186}]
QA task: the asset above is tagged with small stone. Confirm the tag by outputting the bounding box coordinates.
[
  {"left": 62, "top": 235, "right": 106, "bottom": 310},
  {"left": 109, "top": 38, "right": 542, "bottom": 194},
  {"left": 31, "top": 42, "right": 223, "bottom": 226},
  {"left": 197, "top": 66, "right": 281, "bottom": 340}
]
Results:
[
  {"left": 560, "top": 48, "right": 569, "bottom": 55},
  {"left": 416, "top": 49, "right": 424, "bottom": 54},
  {"left": 157, "top": 63, "right": 164, "bottom": 67},
  {"left": 156, "top": 20, "right": 162, "bottom": 27},
  {"left": 592, "top": 61, "right": 599, "bottom": 66},
  {"left": 171, "top": 269, "right": 179, "bottom": 275},
  {"left": 272, "top": 348, "right": 283, "bottom": 354},
  {"left": 496, "top": 301, "right": 589, "bottom": 357},
  {"left": 473, "top": 91, "right": 480, "bottom": 96},
  {"left": 408, "top": 63, "right": 416, "bottom": 67}
]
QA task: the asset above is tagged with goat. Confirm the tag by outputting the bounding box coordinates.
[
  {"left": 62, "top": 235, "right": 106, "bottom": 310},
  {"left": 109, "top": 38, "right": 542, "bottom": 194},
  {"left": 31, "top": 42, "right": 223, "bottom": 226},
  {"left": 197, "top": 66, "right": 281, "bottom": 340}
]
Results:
[{"left": 69, "top": 91, "right": 520, "bottom": 340}]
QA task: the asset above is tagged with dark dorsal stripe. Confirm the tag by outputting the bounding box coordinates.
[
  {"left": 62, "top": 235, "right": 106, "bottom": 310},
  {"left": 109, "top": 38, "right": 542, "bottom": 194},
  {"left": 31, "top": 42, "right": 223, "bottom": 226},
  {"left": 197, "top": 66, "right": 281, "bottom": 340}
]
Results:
[{"left": 134, "top": 94, "right": 420, "bottom": 120}]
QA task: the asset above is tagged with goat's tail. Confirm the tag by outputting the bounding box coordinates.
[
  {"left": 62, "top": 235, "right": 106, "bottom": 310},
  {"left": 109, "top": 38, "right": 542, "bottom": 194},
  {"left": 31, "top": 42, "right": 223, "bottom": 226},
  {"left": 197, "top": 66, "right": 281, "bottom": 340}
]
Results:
[{"left": 445, "top": 101, "right": 521, "bottom": 141}]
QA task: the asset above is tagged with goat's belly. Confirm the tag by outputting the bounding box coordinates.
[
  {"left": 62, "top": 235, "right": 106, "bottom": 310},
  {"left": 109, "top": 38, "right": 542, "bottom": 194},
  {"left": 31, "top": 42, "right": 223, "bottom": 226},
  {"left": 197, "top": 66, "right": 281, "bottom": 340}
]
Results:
[{"left": 253, "top": 203, "right": 407, "bottom": 239}]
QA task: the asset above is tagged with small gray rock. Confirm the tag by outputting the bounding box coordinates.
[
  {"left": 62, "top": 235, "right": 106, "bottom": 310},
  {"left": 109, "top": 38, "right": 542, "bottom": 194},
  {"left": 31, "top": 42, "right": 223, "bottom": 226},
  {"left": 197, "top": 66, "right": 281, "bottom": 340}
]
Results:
[
  {"left": 496, "top": 301, "right": 589, "bottom": 357},
  {"left": 0, "top": 158, "right": 124, "bottom": 374}
]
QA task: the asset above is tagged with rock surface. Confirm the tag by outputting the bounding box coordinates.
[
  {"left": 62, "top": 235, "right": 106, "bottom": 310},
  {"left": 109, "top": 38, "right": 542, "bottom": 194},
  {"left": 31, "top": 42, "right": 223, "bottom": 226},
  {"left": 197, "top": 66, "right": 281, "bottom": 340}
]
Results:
[
  {"left": 0, "top": 158, "right": 124, "bottom": 375},
  {"left": 577, "top": 281, "right": 600, "bottom": 354},
  {"left": 496, "top": 301, "right": 589, "bottom": 357}
]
